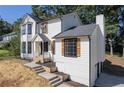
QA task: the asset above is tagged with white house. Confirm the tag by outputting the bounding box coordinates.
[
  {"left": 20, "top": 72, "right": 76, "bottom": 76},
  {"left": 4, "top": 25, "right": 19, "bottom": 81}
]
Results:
[
  {"left": 0, "top": 32, "right": 16, "bottom": 47},
  {"left": 20, "top": 13, "right": 105, "bottom": 86}
]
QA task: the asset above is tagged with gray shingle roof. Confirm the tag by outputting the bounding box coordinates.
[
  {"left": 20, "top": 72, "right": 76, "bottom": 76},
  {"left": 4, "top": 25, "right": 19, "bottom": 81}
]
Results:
[
  {"left": 53, "top": 24, "right": 98, "bottom": 38},
  {"left": 39, "top": 33, "right": 50, "bottom": 42},
  {"left": 27, "top": 13, "right": 41, "bottom": 22},
  {"left": 32, "top": 33, "right": 50, "bottom": 42}
]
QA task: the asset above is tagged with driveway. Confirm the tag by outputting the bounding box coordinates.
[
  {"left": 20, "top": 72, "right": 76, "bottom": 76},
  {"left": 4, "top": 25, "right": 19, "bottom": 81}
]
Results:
[{"left": 95, "top": 73, "right": 124, "bottom": 87}]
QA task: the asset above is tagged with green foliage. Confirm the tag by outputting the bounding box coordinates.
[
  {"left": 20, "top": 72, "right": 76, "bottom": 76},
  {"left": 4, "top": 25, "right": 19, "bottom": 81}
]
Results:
[
  {"left": 12, "top": 18, "right": 22, "bottom": 32},
  {"left": 8, "top": 31, "right": 20, "bottom": 56},
  {"left": 0, "top": 16, "right": 12, "bottom": 35}
]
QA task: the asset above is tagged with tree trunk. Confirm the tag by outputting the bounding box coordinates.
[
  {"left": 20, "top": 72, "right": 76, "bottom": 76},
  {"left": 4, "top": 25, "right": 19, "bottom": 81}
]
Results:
[
  {"left": 110, "top": 45, "right": 113, "bottom": 56},
  {"left": 109, "top": 39, "right": 113, "bottom": 56}
]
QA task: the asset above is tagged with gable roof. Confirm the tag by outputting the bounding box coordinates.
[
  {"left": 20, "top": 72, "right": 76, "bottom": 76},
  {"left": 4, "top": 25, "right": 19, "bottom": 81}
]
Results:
[
  {"left": 53, "top": 24, "right": 98, "bottom": 38},
  {"left": 27, "top": 13, "right": 41, "bottom": 22},
  {"left": 32, "top": 33, "right": 50, "bottom": 42},
  {"left": 22, "top": 12, "right": 80, "bottom": 24}
]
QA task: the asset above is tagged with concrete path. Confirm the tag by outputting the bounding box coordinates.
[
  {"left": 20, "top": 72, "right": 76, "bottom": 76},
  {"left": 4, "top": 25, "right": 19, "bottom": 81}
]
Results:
[{"left": 95, "top": 73, "right": 124, "bottom": 87}]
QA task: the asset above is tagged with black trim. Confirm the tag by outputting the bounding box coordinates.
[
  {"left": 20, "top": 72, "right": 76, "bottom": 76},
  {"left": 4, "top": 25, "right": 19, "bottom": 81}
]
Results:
[{"left": 88, "top": 36, "right": 91, "bottom": 87}]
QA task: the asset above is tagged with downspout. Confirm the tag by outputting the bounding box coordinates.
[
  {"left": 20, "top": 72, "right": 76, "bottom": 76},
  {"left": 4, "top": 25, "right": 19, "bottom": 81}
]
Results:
[{"left": 88, "top": 35, "right": 91, "bottom": 87}]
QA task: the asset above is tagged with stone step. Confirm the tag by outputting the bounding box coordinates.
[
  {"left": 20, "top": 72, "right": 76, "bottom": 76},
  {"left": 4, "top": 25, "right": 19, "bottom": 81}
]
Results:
[
  {"left": 49, "top": 75, "right": 58, "bottom": 81},
  {"left": 35, "top": 69, "right": 45, "bottom": 73},
  {"left": 32, "top": 65, "right": 42, "bottom": 69},
  {"left": 50, "top": 77, "right": 61, "bottom": 84},
  {"left": 33, "top": 67, "right": 44, "bottom": 71},
  {"left": 51, "top": 80, "right": 63, "bottom": 87}
]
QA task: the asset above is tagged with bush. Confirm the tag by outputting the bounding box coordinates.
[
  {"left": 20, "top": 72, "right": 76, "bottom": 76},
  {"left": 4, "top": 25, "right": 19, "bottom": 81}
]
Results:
[{"left": 8, "top": 31, "right": 20, "bottom": 56}]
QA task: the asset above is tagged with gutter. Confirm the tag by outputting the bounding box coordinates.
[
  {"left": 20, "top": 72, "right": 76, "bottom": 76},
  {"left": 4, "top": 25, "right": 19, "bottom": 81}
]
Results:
[{"left": 88, "top": 35, "right": 91, "bottom": 87}]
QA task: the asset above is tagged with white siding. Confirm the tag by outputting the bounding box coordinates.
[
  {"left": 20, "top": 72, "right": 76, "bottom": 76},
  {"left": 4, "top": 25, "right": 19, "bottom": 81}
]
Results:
[
  {"left": 54, "top": 37, "right": 90, "bottom": 86},
  {"left": 61, "top": 13, "right": 81, "bottom": 31},
  {"left": 47, "top": 18, "right": 61, "bottom": 39},
  {"left": 90, "top": 28, "right": 98, "bottom": 86},
  {"left": 96, "top": 15, "right": 105, "bottom": 62},
  {"left": 21, "top": 15, "right": 36, "bottom": 59}
]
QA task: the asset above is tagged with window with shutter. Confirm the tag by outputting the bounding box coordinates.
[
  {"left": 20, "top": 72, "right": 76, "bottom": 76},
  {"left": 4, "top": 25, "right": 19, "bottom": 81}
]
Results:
[
  {"left": 62, "top": 39, "right": 64, "bottom": 56},
  {"left": 63, "top": 38, "right": 77, "bottom": 57}
]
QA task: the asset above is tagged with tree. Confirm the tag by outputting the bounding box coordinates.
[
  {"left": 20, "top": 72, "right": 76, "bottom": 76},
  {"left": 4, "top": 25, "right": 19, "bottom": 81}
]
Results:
[
  {"left": 0, "top": 16, "right": 12, "bottom": 35},
  {"left": 12, "top": 18, "right": 22, "bottom": 32}
]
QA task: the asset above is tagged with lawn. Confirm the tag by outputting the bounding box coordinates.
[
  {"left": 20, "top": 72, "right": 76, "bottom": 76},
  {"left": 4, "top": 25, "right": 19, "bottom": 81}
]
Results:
[
  {"left": 0, "top": 49, "right": 12, "bottom": 57},
  {"left": 0, "top": 58, "right": 50, "bottom": 87}
]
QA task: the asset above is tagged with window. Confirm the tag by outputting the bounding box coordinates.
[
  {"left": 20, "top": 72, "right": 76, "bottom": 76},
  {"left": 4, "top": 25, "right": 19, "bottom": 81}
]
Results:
[
  {"left": 42, "top": 24, "right": 48, "bottom": 34},
  {"left": 28, "top": 42, "right": 32, "bottom": 54},
  {"left": 22, "top": 42, "right": 26, "bottom": 53},
  {"left": 22, "top": 25, "right": 26, "bottom": 35},
  {"left": 27, "top": 24, "right": 32, "bottom": 34},
  {"left": 64, "top": 38, "right": 77, "bottom": 57},
  {"left": 44, "top": 42, "right": 48, "bottom": 52}
]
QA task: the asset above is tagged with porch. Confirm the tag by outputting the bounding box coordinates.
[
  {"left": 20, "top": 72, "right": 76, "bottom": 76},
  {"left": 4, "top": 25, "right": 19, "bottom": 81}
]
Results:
[{"left": 32, "top": 34, "right": 53, "bottom": 63}]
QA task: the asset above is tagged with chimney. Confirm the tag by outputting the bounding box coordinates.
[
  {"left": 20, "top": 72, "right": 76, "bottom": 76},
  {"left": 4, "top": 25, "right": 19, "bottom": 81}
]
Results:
[
  {"left": 96, "top": 14, "right": 105, "bottom": 37},
  {"left": 96, "top": 14, "right": 105, "bottom": 62}
]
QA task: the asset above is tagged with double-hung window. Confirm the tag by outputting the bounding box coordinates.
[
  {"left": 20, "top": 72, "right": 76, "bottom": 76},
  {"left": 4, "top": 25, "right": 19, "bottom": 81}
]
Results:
[
  {"left": 64, "top": 38, "right": 77, "bottom": 57},
  {"left": 28, "top": 42, "right": 32, "bottom": 54},
  {"left": 27, "top": 24, "right": 32, "bottom": 34},
  {"left": 22, "top": 42, "right": 26, "bottom": 53},
  {"left": 22, "top": 25, "right": 26, "bottom": 35}
]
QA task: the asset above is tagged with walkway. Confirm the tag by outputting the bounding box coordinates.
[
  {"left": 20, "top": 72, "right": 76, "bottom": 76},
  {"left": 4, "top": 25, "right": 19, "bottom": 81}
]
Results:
[{"left": 95, "top": 73, "right": 124, "bottom": 87}]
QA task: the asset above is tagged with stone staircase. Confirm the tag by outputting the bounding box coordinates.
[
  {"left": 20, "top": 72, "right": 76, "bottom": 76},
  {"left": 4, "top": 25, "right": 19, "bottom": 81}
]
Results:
[
  {"left": 49, "top": 76, "right": 63, "bottom": 87},
  {"left": 38, "top": 72, "right": 63, "bottom": 87},
  {"left": 24, "top": 62, "right": 67, "bottom": 87},
  {"left": 32, "top": 66, "right": 45, "bottom": 74}
]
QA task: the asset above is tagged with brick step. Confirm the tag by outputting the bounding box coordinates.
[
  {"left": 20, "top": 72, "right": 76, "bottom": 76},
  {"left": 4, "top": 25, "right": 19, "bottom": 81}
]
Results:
[{"left": 50, "top": 77, "right": 61, "bottom": 84}]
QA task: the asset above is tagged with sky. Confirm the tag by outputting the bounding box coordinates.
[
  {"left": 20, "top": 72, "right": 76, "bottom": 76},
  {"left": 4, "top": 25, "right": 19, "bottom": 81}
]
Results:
[{"left": 0, "top": 5, "right": 32, "bottom": 24}]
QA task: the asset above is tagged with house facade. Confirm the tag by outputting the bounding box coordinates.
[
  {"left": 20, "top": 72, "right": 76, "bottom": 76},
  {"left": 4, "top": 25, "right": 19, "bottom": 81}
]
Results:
[
  {"left": 0, "top": 32, "right": 16, "bottom": 47},
  {"left": 20, "top": 13, "right": 105, "bottom": 86}
]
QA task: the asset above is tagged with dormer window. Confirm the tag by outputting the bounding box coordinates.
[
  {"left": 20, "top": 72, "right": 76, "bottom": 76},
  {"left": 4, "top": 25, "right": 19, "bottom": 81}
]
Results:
[
  {"left": 22, "top": 24, "right": 26, "bottom": 35},
  {"left": 27, "top": 24, "right": 32, "bottom": 34}
]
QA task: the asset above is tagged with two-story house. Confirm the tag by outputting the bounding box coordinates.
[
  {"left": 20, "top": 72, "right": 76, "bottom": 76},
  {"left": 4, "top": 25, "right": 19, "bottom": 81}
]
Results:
[{"left": 20, "top": 13, "right": 105, "bottom": 86}]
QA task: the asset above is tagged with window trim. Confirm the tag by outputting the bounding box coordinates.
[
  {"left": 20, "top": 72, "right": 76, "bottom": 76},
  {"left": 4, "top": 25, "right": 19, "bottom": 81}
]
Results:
[
  {"left": 22, "top": 42, "right": 26, "bottom": 53},
  {"left": 27, "top": 23, "right": 32, "bottom": 35},
  {"left": 64, "top": 38, "right": 77, "bottom": 57}
]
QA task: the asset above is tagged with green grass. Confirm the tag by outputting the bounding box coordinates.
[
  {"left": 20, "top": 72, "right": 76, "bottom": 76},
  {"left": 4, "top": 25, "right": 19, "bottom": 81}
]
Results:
[{"left": 0, "top": 49, "right": 12, "bottom": 57}]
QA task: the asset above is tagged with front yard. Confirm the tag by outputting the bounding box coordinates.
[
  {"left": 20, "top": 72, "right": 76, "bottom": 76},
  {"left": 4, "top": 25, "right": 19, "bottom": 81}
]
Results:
[
  {"left": 0, "top": 49, "right": 12, "bottom": 57},
  {"left": 0, "top": 58, "right": 50, "bottom": 87}
]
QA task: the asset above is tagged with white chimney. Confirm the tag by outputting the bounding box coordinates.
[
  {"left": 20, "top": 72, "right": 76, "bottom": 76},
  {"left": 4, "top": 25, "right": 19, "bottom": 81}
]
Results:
[
  {"left": 96, "top": 14, "right": 105, "bottom": 37},
  {"left": 96, "top": 14, "right": 105, "bottom": 62}
]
